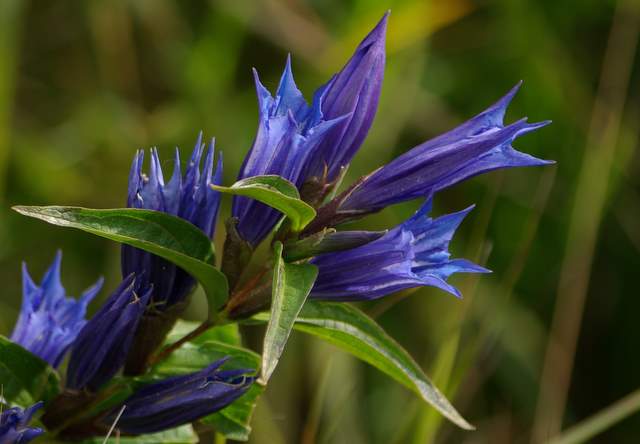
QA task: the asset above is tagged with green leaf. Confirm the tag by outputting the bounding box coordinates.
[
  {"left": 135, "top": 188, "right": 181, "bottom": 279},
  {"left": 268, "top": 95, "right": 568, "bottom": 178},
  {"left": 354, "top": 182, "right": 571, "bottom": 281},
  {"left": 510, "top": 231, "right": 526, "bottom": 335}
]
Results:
[
  {"left": 211, "top": 175, "right": 316, "bottom": 232},
  {"left": 200, "top": 384, "right": 264, "bottom": 441},
  {"left": 151, "top": 323, "right": 262, "bottom": 441},
  {"left": 252, "top": 301, "right": 473, "bottom": 430},
  {"left": 152, "top": 340, "right": 259, "bottom": 376},
  {"left": 80, "top": 424, "right": 198, "bottom": 443},
  {"left": 0, "top": 335, "right": 60, "bottom": 406},
  {"left": 12, "top": 206, "right": 229, "bottom": 313},
  {"left": 165, "top": 320, "right": 241, "bottom": 346},
  {"left": 261, "top": 242, "right": 317, "bottom": 384}
]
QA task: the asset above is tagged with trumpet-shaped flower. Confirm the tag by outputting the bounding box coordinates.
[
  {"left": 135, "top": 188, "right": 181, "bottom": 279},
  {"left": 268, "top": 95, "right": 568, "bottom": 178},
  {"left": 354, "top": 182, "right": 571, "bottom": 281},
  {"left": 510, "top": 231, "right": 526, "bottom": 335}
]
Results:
[
  {"left": 66, "top": 274, "right": 151, "bottom": 391},
  {"left": 337, "top": 83, "right": 552, "bottom": 216},
  {"left": 107, "top": 358, "right": 254, "bottom": 434},
  {"left": 0, "top": 402, "right": 43, "bottom": 444},
  {"left": 10, "top": 251, "right": 103, "bottom": 367},
  {"left": 123, "top": 135, "right": 222, "bottom": 308},
  {"left": 310, "top": 200, "right": 488, "bottom": 301},
  {"left": 232, "top": 58, "right": 348, "bottom": 246}
]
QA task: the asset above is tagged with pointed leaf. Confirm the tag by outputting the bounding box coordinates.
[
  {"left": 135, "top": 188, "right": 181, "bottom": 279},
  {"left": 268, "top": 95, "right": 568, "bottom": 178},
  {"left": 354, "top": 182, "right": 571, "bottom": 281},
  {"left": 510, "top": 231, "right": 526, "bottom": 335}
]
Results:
[
  {"left": 0, "top": 335, "right": 60, "bottom": 406},
  {"left": 260, "top": 242, "right": 317, "bottom": 383},
  {"left": 260, "top": 242, "right": 318, "bottom": 384},
  {"left": 12, "top": 206, "right": 229, "bottom": 313},
  {"left": 211, "top": 175, "right": 316, "bottom": 231},
  {"left": 251, "top": 301, "right": 473, "bottom": 430}
]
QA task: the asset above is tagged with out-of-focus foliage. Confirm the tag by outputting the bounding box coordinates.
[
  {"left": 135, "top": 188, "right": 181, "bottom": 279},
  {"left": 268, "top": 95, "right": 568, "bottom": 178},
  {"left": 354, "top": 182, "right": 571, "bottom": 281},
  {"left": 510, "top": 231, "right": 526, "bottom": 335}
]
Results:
[{"left": 1, "top": 0, "right": 638, "bottom": 443}]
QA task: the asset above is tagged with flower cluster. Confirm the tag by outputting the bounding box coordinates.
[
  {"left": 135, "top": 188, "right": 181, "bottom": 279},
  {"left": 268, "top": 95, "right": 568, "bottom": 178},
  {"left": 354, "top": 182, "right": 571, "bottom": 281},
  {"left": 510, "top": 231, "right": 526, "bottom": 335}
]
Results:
[{"left": 5, "top": 11, "right": 551, "bottom": 442}]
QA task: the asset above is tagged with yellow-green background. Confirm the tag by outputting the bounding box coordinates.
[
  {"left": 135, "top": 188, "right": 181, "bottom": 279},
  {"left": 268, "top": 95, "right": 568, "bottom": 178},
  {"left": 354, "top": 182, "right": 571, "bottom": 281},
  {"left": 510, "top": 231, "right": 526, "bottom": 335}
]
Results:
[{"left": 0, "top": 0, "right": 638, "bottom": 442}]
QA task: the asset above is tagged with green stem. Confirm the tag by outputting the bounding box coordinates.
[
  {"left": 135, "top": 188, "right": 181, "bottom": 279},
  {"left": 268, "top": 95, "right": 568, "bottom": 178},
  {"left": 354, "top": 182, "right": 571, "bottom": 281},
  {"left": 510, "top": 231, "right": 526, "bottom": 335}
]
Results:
[
  {"left": 149, "top": 320, "right": 214, "bottom": 365},
  {"left": 548, "top": 387, "right": 640, "bottom": 444}
]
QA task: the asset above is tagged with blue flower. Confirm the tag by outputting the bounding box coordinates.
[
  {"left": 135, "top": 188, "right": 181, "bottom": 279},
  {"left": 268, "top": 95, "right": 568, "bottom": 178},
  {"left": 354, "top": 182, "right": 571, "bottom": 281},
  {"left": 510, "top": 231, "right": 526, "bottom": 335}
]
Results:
[
  {"left": 310, "top": 200, "right": 488, "bottom": 301},
  {"left": 0, "top": 402, "right": 43, "bottom": 444},
  {"left": 123, "top": 134, "right": 222, "bottom": 308},
  {"left": 303, "top": 12, "right": 388, "bottom": 184},
  {"left": 66, "top": 274, "right": 151, "bottom": 391},
  {"left": 106, "top": 358, "right": 254, "bottom": 434},
  {"left": 336, "top": 83, "right": 552, "bottom": 216},
  {"left": 233, "top": 13, "right": 387, "bottom": 246},
  {"left": 232, "top": 58, "right": 348, "bottom": 247},
  {"left": 10, "top": 251, "right": 103, "bottom": 368}
]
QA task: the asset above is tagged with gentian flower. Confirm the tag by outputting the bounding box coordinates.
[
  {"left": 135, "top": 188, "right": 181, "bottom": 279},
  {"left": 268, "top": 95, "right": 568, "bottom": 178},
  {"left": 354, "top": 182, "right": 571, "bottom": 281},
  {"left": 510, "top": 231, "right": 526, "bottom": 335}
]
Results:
[
  {"left": 232, "top": 58, "right": 348, "bottom": 247},
  {"left": 123, "top": 134, "right": 223, "bottom": 309},
  {"left": 106, "top": 358, "right": 254, "bottom": 434},
  {"left": 303, "top": 11, "right": 387, "bottom": 185},
  {"left": 233, "top": 13, "right": 387, "bottom": 245},
  {"left": 66, "top": 274, "right": 151, "bottom": 391},
  {"left": 0, "top": 402, "right": 43, "bottom": 444},
  {"left": 10, "top": 251, "right": 103, "bottom": 367},
  {"left": 310, "top": 200, "right": 488, "bottom": 301},
  {"left": 335, "top": 83, "right": 552, "bottom": 216}
]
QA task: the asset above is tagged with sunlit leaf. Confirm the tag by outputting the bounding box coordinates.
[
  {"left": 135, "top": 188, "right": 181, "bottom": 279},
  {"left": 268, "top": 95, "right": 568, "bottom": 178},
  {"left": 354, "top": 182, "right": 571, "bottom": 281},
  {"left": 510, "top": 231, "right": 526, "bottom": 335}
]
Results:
[
  {"left": 211, "top": 175, "right": 316, "bottom": 232},
  {"left": 261, "top": 241, "right": 317, "bottom": 384}
]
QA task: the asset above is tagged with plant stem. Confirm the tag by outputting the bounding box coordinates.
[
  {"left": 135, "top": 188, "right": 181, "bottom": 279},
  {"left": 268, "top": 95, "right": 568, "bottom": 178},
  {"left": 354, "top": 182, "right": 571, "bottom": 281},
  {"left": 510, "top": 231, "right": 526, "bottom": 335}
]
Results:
[
  {"left": 149, "top": 320, "right": 213, "bottom": 365},
  {"left": 548, "top": 388, "right": 640, "bottom": 444}
]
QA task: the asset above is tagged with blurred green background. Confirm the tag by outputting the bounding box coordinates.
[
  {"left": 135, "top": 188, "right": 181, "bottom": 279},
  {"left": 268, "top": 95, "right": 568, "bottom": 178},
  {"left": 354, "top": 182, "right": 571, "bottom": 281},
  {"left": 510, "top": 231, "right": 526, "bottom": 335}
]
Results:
[{"left": 1, "top": 0, "right": 639, "bottom": 442}]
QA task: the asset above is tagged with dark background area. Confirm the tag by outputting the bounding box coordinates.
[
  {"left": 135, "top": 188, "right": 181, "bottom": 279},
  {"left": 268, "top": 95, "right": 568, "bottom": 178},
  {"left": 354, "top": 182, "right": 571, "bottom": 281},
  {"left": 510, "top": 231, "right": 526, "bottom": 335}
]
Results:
[{"left": 0, "top": 0, "right": 638, "bottom": 442}]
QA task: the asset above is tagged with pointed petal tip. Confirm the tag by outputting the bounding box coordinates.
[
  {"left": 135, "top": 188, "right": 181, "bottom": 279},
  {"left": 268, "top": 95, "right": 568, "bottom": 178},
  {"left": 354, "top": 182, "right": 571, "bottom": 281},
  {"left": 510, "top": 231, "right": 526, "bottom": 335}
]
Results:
[
  {"left": 468, "top": 263, "right": 492, "bottom": 274},
  {"left": 447, "top": 284, "right": 463, "bottom": 299},
  {"left": 50, "top": 250, "right": 63, "bottom": 275},
  {"left": 366, "top": 11, "right": 390, "bottom": 44},
  {"left": 195, "top": 131, "right": 204, "bottom": 151},
  {"left": 532, "top": 119, "right": 552, "bottom": 129},
  {"left": 499, "top": 82, "right": 522, "bottom": 108},
  {"left": 449, "top": 204, "right": 476, "bottom": 222},
  {"left": 376, "top": 10, "right": 390, "bottom": 33},
  {"left": 279, "top": 55, "right": 297, "bottom": 86}
]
